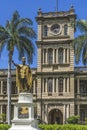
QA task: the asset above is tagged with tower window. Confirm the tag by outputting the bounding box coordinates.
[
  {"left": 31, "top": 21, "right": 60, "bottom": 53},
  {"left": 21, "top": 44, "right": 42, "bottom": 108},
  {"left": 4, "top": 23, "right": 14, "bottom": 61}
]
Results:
[
  {"left": 65, "top": 49, "right": 67, "bottom": 63},
  {"left": 44, "top": 78, "right": 46, "bottom": 92},
  {"left": 48, "top": 48, "right": 53, "bottom": 64},
  {"left": 48, "top": 78, "right": 53, "bottom": 93},
  {"left": 64, "top": 24, "right": 68, "bottom": 35},
  {"left": 65, "top": 78, "right": 67, "bottom": 92},
  {"left": 43, "top": 25, "right": 48, "bottom": 37},
  {"left": 58, "top": 48, "right": 63, "bottom": 64},
  {"left": 58, "top": 77, "right": 63, "bottom": 95},
  {"left": 44, "top": 49, "right": 46, "bottom": 64}
]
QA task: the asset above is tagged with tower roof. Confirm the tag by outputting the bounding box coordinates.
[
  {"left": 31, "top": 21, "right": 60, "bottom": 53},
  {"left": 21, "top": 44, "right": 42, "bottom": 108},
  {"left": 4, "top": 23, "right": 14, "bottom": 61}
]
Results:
[{"left": 36, "top": 6, "right": 76, "bottom": 21}]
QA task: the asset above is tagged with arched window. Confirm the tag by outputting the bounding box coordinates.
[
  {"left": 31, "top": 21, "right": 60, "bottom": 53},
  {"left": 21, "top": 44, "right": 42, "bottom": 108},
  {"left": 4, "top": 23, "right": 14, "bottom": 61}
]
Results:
[
  {"left": 43, "top": 49, "right": 46, "bottom": 64},
  {"left": 48, "top": 48, "right": 53, "bottom": 64},
  {"left": 58, "top": 48, "right": 63, "bottom": 64},
  {"left": 64, "top": 24, "right": 68, "bottom": 35},
  {"left": 43, "top": 25, "right": 48, "bottom": 36},
  {"left": 43, "top": 78, "right": 46, "bottom": 92},
  {"left": 48, "top": 78, "right": 53, "bottom": 93},
  {"left": 58, "top": 77, "right": 63, "bottom": 95}
]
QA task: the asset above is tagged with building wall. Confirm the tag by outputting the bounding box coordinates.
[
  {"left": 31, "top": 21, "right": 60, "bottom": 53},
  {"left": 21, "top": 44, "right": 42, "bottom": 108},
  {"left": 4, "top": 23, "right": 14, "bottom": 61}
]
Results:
[{"left": 36, "top": 6, "right": 76, "bottom": 124}]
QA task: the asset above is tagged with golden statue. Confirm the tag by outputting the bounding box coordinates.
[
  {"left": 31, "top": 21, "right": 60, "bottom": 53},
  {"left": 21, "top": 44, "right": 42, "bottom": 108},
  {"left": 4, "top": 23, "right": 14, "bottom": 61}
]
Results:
[{"left": 12, "top": 57, "right": 32, "bottom": 93}]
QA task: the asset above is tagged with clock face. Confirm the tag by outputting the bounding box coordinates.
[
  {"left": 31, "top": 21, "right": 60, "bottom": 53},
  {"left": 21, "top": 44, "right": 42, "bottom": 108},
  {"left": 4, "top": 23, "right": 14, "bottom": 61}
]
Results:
[{"left": 51, "top": 24, "right": 60, "bottom": 34}]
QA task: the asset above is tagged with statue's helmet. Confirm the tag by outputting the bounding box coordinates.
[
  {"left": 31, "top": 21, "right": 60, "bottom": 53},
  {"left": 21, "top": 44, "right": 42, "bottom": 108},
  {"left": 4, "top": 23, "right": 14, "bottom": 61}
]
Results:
[{"left": 22, "top": 57, "right": 26, "bottom": 62}]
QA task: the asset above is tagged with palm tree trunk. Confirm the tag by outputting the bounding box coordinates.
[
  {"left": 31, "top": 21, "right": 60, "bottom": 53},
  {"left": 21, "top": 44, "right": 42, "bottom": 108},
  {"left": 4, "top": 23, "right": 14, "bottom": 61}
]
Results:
[{"left": 7, "top": 56, "right": 11, "bottom": 124}]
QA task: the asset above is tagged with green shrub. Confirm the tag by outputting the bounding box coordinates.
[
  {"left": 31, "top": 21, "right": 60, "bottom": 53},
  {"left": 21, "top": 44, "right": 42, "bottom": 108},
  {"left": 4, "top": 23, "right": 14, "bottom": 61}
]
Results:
[
  {"left": 0, "top": 113, "right": 6, "bottom": 123},
  {"left": 0, "top": 124, "right": 10, "bottom": 130},
  {"left": 66, "top": 115, "right": 80, "bottom": 124}
]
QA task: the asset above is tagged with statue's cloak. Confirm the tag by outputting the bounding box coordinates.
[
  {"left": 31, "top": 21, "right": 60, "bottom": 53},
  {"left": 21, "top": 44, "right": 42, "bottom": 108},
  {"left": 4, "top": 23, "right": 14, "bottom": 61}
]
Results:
[{"left": 16, "top": 64, "right": 32, "bottom": 92}]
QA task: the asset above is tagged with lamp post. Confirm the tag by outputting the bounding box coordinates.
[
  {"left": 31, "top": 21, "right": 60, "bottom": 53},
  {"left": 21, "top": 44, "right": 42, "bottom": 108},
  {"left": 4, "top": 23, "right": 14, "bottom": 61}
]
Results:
[
  {"left": 7, "top": 61, "right": 11, "bottom": 125},
  {"left": 56, "top": 0, "right": 58, "bottom": 12}
]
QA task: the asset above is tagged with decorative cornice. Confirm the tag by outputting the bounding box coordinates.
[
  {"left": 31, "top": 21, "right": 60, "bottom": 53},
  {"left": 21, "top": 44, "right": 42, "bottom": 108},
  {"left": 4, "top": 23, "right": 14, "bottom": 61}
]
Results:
[{"left": 36, "top": 39, "right": 73, "bottom": 46}]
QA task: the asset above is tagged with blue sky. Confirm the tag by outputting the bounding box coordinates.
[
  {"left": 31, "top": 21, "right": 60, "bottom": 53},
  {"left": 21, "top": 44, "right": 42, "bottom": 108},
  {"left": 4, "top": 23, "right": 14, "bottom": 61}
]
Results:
[{"left": 0, "top": 0, "right": 87, "bottom": 69}]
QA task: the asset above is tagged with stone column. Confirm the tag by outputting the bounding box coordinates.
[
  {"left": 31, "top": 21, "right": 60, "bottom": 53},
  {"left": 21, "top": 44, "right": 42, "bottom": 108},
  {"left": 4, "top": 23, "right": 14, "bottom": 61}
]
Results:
[
  {"left": 43, "top": 78, "right": 44, "bottom": 93},
  {"left": 67, "top": 49, "right": 69, "bottom": 63},
  {"left": 77, "top": 104, "right": 80, "bottom": 115},
  {"left": 46, "top": 78, "right": 48, "bottom": 93},
  {"left": 63, "top": 78, "right": 65, "bottom": 93},
  {"left": 46, "top": 49, "right": 48, "bottom": 64},
  {"left": 1, "top": 80, "right": 3, "bottom": 94},
  {"left": 37, "top": 102, "right": 41, "bottom": 119},
  {"left": 33, "top": 80, "right": 36, "bottom": 94},
  {"left": 56, "top": 49, "right": 58, "bottom": 64},
  {"left": 63, "top": 104, "right": 66, "bottom": 124},
  {"left": 67, "top": 78, "right": 69, "bottom": 92},
  {"left": 63, "top": 49, "right": 65, "bottom": 63},
  {"left": 43, "top": 49, "right": 44, "bottom": 64},
  {"left": 53, "top": 78, "right": 55, "bottom": 93},
  {"left": 70, "top": 75, "right": 74, "bottom": 96},
  {"left": 77, "top": 104, "right": 80, "bottom": 123},
  {"left": 66, "top": 104, "right": 69, "bottom": 118},
  {"left": 53, "top": 49, "right": 55, "bottom": 64},
  {"left": 44, "top": 104, "right": 48, "bottom": 123},
  {"left": 77, "top": 78, "right": 80, "bottom": 94},
  {"left": 56, "top": 78, "right": 58, "bottom": 94}
]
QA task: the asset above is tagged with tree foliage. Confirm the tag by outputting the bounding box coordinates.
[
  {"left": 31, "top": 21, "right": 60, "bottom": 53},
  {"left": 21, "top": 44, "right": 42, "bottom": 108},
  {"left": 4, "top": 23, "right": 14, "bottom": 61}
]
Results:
[
  {"left": 0, "top": 10, "right": 36, "bottom": 64},
  {"left": 72, "top": 20, "right": 87, "bottom": 65}
]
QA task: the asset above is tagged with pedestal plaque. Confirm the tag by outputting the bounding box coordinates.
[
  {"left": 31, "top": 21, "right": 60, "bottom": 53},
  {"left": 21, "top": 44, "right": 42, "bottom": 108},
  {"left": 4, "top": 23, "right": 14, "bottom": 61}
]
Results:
[
  {"left": 18, "top": 107, "right": 29, "bottom": 118},
  {"left": 9, "top": 93, "right": 40, "bottom": 130}
]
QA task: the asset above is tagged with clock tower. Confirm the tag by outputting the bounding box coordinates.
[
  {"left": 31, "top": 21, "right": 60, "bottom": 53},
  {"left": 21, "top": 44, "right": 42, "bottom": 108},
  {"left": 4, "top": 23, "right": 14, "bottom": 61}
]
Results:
[{"left": 36, "top": 6, "right": 76, "bottom": 124}]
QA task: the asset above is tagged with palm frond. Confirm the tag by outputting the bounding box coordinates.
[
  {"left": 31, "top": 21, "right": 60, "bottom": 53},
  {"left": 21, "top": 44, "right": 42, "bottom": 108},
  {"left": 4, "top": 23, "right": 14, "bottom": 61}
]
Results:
[
  {"left": 17, "top": 36, "right": 35, "bottom": 64},
  {"left": 15, "top": 42, "right": 25, "bottom": 60},
  {"left": 82, "top": 42, "right": 87, "bottom": 65},
  {"left": 11, "top": 11, "right": 20, "bottom": 25},
  {"left": 14, "top": 18, "right": 33, "bottom": 30},
  {"left": 19, "top": 36, "right": 34, "bottom": 51},
  {"left": 76, "top": 20, "right": 87, "bottom": 34},
  {"left": 18, "top": 26, "right": 36, "bottom": 39},
  {"left": 0, "top": 39, "right": 10, "bottom": 57},
  {"left": 0, "top": 33, "right": 10, "bottom": 41},
  {"left": 73, "top": 35, "right": 87, "bottom": 64},
  {"left": 0, "top": 26, "right": 6, "bottom": 32}
]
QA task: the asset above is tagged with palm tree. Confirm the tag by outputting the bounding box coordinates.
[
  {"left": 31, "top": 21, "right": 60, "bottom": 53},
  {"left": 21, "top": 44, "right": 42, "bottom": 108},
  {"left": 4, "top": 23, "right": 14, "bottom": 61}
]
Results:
[
  {"left": 0, "top": 10, "right": 36, "bottom": 124},
  {"left": 72, "top": 20, "right": 87, "bottom": 65}
]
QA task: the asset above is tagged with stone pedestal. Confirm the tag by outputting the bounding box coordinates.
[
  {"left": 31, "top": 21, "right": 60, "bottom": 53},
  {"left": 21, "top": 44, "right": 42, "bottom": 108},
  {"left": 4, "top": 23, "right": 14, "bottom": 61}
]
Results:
[{"left": 9, "top": 93, "right": 40, "bottom": 130}]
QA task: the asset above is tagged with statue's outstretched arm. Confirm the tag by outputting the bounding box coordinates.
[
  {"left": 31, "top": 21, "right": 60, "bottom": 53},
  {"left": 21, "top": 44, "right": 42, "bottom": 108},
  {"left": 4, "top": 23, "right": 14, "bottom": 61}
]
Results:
[{"left": 12, "top": 60, "right": 20, "bottom": 68}]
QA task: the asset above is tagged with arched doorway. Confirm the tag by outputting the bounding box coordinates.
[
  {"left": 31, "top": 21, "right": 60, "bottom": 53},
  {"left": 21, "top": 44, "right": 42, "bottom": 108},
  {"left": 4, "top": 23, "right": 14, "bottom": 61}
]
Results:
[{"left": 48, "top": 109, "right": 63, "bottom": 124}]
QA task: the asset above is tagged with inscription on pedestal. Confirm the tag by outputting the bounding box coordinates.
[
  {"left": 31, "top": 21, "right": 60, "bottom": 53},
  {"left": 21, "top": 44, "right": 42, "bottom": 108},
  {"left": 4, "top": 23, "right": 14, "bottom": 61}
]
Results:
[{"left": 18, "top": 107, "right": 29, "bottom": 118}]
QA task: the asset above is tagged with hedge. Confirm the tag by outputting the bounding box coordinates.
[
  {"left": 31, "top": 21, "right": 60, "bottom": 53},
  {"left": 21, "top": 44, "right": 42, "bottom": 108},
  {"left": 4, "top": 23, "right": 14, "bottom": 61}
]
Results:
[
  {"left": 39, "top": 124, "right": 87, "bottom": 130},
  {"left": 1, "top": 124, "right": 87, "bottom": 130}
]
